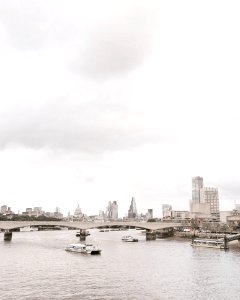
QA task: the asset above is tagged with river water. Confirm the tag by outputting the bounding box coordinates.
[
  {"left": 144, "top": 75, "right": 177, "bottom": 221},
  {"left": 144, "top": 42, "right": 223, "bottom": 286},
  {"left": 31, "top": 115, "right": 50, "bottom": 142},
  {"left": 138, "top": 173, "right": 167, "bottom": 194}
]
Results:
[{"left": 0, "top": 229, "right": 240, "bottom": 300}]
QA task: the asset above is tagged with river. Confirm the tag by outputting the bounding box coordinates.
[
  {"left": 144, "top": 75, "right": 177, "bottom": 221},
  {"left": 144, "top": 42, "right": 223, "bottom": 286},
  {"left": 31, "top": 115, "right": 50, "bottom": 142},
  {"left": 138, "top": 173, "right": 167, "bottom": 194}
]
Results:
[{"left": 0, "top": 229, "right": 240, "bottom": 300}]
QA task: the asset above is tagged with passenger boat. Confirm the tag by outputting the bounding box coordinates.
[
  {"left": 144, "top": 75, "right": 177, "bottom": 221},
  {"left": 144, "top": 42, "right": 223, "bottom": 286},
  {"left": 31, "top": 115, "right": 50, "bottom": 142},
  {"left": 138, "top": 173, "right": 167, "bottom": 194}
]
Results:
[
  {"left": 122, "top": 236, "right": 138, "bottom": 242},
  {"left": 191, "top": 238, "right": 227, "bottom": 249},
  {"left": 65, "top": 243, "right": 102, "bottom": 255}
]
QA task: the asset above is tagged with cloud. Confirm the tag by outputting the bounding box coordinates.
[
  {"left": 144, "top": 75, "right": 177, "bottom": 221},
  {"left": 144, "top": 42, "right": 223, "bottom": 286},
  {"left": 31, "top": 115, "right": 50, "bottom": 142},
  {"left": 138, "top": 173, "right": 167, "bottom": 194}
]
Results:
[
  {"left": 72, "top": 5, "right": 158, "bottom": 80},
  {"left": 0, "top": 0, "right": 78, "bottom": 50},
  {"left": 0, "top": 98, "right": 159, "bottom": 155},
  {"left": 218, "top": 180, "right": 240, "bottom": 200},
  {"left": 0, "top": 1, "right": 159, "bottom": 80}
]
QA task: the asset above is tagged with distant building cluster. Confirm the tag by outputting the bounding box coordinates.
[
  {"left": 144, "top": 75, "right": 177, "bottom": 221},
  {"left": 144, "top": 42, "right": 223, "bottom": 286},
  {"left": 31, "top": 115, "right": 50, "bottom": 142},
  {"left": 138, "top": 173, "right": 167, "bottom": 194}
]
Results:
[
  {"left": 0, "top": 205, "right": 63, "bottom": 219},
  {"left": 190, "top": 176, "right": 220, "bottom": 220},
  {"left": 2, "top": 175, "right": 240, "bottom": 226},
  {"left": 162, "top": 176, "right": 221, "bottom": 222},
  {"left": 22, "top": 207, "right": 63, "bottom": 219},
  {"left": 66, "top": 199, "right": 152, "bottom": 222},
  {"left": 0, "top": 205, "right": 13, "bottom": 215}
]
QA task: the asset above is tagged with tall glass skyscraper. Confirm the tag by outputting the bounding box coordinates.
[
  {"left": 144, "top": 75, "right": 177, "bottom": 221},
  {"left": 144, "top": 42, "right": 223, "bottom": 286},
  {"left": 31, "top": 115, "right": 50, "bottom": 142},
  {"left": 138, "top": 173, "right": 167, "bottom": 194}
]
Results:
[
  {"left": 105, "top": 201, "right": 118, "bottom": 220},
  {"left": 128, "top": 197, "right": 137, "bottom": 218},
  {"left": 192, "top": 176, "right": 203, "bottom": 203}
]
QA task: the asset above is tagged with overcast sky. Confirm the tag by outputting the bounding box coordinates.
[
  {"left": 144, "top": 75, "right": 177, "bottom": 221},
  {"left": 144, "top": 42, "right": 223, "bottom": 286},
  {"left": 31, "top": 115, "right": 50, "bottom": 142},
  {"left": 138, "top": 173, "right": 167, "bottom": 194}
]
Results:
[{"left": 0, "top": 0, "right": 240, "bottom": 217}]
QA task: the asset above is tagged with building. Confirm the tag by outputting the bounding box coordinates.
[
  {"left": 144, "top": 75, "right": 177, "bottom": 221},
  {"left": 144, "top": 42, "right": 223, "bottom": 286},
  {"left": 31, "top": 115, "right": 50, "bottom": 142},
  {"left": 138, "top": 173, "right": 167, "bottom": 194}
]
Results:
[
  {"left": 33, "top": 207, "right": 43, "bottom": 216},
  {"left": 146, "top": 209, "right": 153, "bottom": 220},
  {"left": 74, "top": 204, "right": 83, "bottom": 219},
  {"left": 226, "top": 210, "right": 240, "bottom": 227},
  {"left": 26, "top": 208, "right": 32, "bottom": 215},
  {"left": 220, "top": 211, "right": 232, "bottom": 223},
  {"left": 190, "top": 202, "right": 211, "bottom": 218},
  {"left": 1, "top": 205, "right": 8, "bottom": 214},
  {"left": 111, "top": 201, "right": 118, "bottom": 220},
  {"left": 105, "top": 201, "right": 118, "bottom": 220},
  {"left": 0, "top": 205, "right": 13, "bottom": 215},
  {"left": 54, "top": 207, "right": 63, "bottom": 219},
  {"left": 105, "top": 201, "right": 112, "bottom": 219},
  {"left": 190, "top": 176, "right": 220, "bottom": 221},
  {"left": 162, "top": 204, "right": 172, "bottom": 219},
  {"left": 192, "top": 176, "right": 203, "bottom": 203},
  {"left": 200, "top": 187, "right": 220, "bottom": 220},
  {"left": 128, "top": 197, "right": 137, "bottom": 219},
  {"left": 171, "top": 210, "right": 190, "bottom": 221}
]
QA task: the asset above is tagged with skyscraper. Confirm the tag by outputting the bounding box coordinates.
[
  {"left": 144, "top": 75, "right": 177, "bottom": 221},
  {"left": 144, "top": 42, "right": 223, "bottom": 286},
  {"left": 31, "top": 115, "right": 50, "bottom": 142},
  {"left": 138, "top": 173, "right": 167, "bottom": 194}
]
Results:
[
  {"left": 190, "top": 176, "right": 220, "bottom": 220},
  {"left": 105, "top": 201, "right": 118, "bottom": 220},
  {"left": 147, "top": 209, "right": 153, "bottom": 219},
  {"left": 111, "top": 201, "right": 118, "bottom": 220},
  {"left": 192, "top": 176, "right": 203, "bottom": 203},
  {"left": 128, "top": 197, "right": 137, "bottom": 219},
  {"left": 162, "top": 204, "right": 172, "bottom": 219},
  {"left": 105, "top": 201, "right": 112, "bottom": 219}
]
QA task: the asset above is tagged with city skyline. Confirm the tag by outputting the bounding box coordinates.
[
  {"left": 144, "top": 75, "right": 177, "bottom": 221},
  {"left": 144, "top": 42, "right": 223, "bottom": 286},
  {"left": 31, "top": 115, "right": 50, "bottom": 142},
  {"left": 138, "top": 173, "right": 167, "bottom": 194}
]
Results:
[{"left": 0, "top": 1, "right": 240, "bottom": 217}]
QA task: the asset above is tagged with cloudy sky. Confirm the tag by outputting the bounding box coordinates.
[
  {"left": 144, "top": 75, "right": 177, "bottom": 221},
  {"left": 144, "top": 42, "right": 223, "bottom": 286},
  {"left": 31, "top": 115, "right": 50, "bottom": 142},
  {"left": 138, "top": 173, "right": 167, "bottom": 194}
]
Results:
[{"left": 0, "top": 0, "right": 240, "bottom": 217}]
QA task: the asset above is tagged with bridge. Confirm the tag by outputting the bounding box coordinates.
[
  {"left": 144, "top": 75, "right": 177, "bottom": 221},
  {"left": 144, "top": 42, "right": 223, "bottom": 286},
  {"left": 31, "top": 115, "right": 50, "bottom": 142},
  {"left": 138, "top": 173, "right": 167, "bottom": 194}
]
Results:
[
  {"left": 0, "top": 221, "right": 183, "bottom": 241},
  {"left": 226, "top": 233, "right": 240, "bottom": 243}
]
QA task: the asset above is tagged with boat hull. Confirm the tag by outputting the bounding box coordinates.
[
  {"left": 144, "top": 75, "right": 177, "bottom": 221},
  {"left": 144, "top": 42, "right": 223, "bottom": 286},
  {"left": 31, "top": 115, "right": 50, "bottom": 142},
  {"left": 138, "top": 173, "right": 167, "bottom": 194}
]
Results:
[
  {"left": 191, "top": 244, "right": 226, "bottom": 249},
  {"left": 65, "top": 243, "right": 102, "bottom": 255}
]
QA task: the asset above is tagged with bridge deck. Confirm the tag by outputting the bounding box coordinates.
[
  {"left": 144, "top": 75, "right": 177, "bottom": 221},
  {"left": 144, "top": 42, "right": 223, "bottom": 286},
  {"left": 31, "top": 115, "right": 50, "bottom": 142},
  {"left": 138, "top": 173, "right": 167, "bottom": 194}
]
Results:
[{"left": 0, "top": 221, "right": 182, "bottom": 231}]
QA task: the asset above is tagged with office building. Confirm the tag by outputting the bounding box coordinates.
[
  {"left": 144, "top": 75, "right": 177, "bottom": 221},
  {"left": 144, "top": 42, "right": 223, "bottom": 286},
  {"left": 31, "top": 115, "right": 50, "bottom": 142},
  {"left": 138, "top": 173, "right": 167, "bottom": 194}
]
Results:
[
  {"left": 128, "top": 197, "right": 137, "bottom": 219},
  {"left": 190, "top": 176, "right": 220, "bottom": 220},
  {"left": 162, "top": 204, "right": 172, "bottom": 219},
  {"left": 147, "top": 209, "right": 153, "bottom": 219},
  {"left": 105, "top": 201, "right": 118, "bottom": 220},
  {"left": 192, "top": 176, "right": 203, "bottom": 203},
  {"left": 200, "top": 187, "right": 220, "bottom": 220}
]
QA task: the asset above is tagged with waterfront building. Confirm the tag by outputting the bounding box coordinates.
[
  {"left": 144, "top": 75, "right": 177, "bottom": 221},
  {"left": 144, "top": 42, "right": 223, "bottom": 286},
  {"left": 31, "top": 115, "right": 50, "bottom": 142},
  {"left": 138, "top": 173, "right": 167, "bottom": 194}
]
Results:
[
  {"left": 220, "top": 211, "right": 232, "bottom": 223},
  {"left": 192, "top": 176, "right": 203, "bottom": 203},
  {"left": 200, "top": 187, "right": 220, "bottom": 220},
  {"left": 171, "top": 210, "right": 190, "bottom": 221},
  {"left": 128, "top": 197, "right": 137, "bottom": 219},
  {"left": 190, "top": 202, "right": 211, "bottom": 218},
  {"left": 162, "top": 204, "right": 172, "bottom": 219},
  {"left": 226, "top": 209, "right": 240, "bottom": 227},
  {"left": 190, "top": 176, "right": 220, "bottom": 221}
]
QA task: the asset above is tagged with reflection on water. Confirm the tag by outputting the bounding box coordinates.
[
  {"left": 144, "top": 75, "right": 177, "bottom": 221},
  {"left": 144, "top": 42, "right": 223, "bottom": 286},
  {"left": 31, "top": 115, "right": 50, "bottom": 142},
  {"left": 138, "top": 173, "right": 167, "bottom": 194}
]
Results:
[{"left": 0, "top": 229, "right": 240, "bottom": 300}]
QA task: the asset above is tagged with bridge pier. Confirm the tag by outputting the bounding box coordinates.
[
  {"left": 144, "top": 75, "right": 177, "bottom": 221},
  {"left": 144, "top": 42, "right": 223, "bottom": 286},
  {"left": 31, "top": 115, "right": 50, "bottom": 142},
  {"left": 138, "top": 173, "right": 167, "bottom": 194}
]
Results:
[
  {"left": 146, "top": 229, "right": 156, "bottom": 241},
  {"left": 156, "top": 228, "right": 174, "bottom": 238},
  {"left": 79, "top": 229, "right": 87, "bottom": 241},
  {"left": 4, "top": 230, "right": 12, "bottom": 241}
]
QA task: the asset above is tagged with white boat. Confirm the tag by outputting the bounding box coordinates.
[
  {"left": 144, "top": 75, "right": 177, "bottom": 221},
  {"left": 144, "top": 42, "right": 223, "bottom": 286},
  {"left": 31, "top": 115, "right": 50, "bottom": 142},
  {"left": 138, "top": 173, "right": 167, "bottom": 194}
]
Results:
[
  {"left": 65, "top": 243, "right": 102, "bottom": 255},
  {"left": 122, "top": 236, "right": 138, "bottom": 242},
  {"left": 191, "top": 238, "right": 227, "bottom": 249}
]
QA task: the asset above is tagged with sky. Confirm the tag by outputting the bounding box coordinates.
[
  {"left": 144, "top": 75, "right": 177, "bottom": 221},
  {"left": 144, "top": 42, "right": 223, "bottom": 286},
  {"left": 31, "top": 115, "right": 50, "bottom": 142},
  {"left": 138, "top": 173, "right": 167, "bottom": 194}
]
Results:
[{"left": 0, "top": 0, "right": 240, "bottom": 217}]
